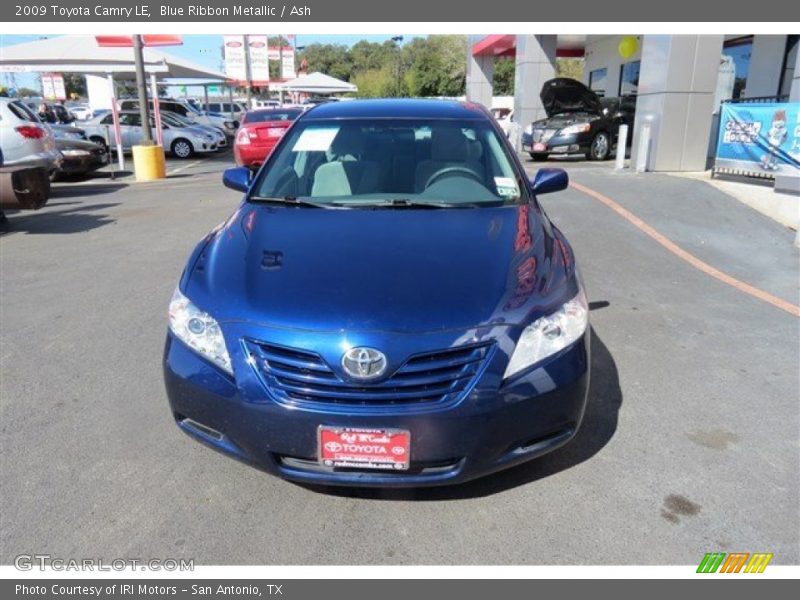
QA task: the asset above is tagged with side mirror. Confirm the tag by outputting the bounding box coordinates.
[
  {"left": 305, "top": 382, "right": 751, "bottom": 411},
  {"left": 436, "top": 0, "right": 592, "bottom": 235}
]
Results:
[
  {"left": 531, "top": 168, "right": 569, "bottom": 195},
  {"left": 223, "top": 167, "right": 252, "bottom": 192}
]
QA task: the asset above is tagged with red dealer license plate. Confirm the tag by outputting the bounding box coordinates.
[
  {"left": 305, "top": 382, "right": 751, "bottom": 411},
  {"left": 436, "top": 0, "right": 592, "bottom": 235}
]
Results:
[
  {"left": 533, "top": 142, "right": 547, "bottom": 151},
  {"left": 318, "top": 427, "right": 410, "bottom": 470}
]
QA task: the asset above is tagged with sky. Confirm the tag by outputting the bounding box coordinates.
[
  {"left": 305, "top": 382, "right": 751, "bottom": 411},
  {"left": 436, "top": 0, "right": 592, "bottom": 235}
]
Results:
[{"left": 0, "top": 34, "right": 424, "bottom": 97}]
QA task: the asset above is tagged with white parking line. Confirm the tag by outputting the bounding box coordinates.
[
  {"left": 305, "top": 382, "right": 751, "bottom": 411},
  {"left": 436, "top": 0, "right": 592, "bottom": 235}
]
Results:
[{"left": 167, "top": 158, "right": 206, "bottom": 176}]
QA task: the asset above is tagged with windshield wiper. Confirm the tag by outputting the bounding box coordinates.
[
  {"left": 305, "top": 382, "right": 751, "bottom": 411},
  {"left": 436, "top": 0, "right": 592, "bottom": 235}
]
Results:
[
  {"left": 354, "top": 199, "right": 479, "bottom": 209},
  {"left": 248, "top": 196, "right": 329, "bottom": 209}
]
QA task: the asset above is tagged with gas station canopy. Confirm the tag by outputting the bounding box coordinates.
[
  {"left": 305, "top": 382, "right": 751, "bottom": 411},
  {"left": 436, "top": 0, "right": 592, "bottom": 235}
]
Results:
[
  {"left": 0, "top": 35, "right": 226, "bottom": 80},
  {"left": 272, "top": 72, "right": 357, "bottom": 95}
]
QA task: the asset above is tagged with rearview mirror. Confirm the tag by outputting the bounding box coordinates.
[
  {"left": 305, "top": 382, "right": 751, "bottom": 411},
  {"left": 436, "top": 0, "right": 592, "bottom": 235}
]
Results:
[
  {"left": 530, "top": 168, "right": 569, "bottom": 195},
  {"left": 223, "top": 167, "right": 252, "bottom": 193}
]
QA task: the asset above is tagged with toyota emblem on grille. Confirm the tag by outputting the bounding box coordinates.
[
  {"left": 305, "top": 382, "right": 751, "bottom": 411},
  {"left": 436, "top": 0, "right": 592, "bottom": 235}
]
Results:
[{"left": 341, "top": 347, "right": 387, "bottom": 380}]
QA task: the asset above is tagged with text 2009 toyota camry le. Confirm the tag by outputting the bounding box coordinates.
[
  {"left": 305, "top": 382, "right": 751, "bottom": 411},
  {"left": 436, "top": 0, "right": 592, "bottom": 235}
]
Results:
[{"left": 163, "top": 99, "right": 590, "bottom": 487}]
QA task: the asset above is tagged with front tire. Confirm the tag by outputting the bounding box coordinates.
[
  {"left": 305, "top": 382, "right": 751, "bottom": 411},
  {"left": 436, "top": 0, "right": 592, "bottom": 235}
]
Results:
[
  {"left": 589, "top": 132, "right": 611, "bottom": 161},
  {"left": 171, "top": 138, "right": 194, "bottom": 159},
  {"left": 89, "top": 136, "right": 108, "bottom": 153}
]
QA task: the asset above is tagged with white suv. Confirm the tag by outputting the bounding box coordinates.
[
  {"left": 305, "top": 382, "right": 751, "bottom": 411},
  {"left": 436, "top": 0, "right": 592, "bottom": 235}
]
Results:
[{"left": 0, "top": 98, "right": 62, "bottom": 174}]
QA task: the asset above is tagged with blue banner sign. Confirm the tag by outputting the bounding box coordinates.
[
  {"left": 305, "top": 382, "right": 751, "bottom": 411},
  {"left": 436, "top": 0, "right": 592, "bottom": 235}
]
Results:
[{"left": 715, "top": 102, "right": 800, "bottom": 177}]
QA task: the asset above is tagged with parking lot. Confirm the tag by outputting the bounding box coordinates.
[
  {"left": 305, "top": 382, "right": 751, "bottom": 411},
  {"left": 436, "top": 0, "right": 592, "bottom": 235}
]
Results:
[{"left": 1, "top": 148, "right": 798, "bottom": 565}]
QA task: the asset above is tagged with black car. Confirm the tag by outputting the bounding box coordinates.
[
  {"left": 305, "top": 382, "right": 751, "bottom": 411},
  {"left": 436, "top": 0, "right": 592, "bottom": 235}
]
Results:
[
  {"left": 522, "top": 78, "right": 635, "bottom": 161},
  {"left": 51, "top": 130, "right": 107, "bottom": 180}
]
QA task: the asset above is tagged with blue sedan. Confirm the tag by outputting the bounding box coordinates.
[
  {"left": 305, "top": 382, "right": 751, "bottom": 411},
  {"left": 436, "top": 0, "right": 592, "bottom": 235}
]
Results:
[{"left": 163, "top": 99, "right": 590, "bottom": 487}]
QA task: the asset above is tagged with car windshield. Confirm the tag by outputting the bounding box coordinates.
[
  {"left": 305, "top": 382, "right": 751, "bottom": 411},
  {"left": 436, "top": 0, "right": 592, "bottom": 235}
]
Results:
[
  {"left": 162, "top": 113, "right": 190, "bottom": 127},
  {"left": 250, "top": 118, "right": 524, "bottom": 206}
]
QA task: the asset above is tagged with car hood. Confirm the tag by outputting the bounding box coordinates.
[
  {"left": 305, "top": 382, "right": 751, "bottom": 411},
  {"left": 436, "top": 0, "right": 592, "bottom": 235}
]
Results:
[
  {"left": 540, "top": 78, "right": 602, "bottom": 117},
  {"left": 184, "top": 203, "right": 575, "bottom": 333}
]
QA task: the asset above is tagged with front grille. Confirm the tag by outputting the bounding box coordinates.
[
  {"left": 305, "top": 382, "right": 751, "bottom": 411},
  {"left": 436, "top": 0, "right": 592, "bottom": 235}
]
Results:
[{"left": 243, "top": 339, "right": 494, "bottom": 408}]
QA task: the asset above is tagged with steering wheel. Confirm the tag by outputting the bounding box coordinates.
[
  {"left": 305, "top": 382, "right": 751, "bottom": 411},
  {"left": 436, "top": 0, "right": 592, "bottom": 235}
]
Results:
[{"left": 424, "top": 166, "right": 484, "bottom": 190}]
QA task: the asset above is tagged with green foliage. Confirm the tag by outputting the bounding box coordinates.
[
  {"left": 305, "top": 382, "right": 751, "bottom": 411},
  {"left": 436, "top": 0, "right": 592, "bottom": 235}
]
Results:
[
  {"left": 62, "top": 73, "right": 87, "bottom": 98},
  {"left": 15, "top": 87, "right": 40, "bottom": 98},
  {"left": 493, "top": 58, "right": 515, "bottom": 95},
  {"left": 296, "top": 36, "right": 467, "bottom": 99}
]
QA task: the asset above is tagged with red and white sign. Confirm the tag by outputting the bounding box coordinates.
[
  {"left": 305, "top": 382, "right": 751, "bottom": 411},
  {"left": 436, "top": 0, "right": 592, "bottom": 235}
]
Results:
[
  {"left": 95, "top": 35, "right": 183, "bottom": 47},
  {"left": 41, "top": 73, "right": 66, "bottom": 101},
  {"left": 281, "top": 47, "right": 296, "bottom": 80},
  {"left": 533, "top": 142, "right": 546, "bottom": 152},
  {"left": 318, "top": 427, "right": 410, "bottom": 470},
  {"left": 248, "top": 35, "right": 270, "bottom": 85},
  {"left": 223, "top": 35, "right": 247, "bottom": 83}
]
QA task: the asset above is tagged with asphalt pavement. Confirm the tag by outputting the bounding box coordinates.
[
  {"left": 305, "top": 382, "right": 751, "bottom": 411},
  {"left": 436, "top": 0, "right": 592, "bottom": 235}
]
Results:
[{"left": 1, "top": 151, "right": 797, "bottom": 565}]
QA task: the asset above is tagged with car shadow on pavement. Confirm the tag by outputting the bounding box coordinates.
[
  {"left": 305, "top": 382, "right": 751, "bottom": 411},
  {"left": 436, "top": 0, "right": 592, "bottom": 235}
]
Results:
[
  {"left": 0, "top": 202, "right": 120, "bottom": 235},
  {"left": 302, "top": 326, "right": 622, "bottom": 501}
]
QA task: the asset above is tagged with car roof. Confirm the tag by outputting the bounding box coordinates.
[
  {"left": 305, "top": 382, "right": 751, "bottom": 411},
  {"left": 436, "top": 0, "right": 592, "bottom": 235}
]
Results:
[{"left": 302, "top": 98, "right": 489, "bottom": 121}]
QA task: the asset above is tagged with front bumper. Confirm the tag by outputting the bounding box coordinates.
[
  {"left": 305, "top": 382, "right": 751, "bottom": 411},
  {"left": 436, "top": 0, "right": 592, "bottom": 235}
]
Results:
[
  {"left": 522, "top": 131, "right": 592, "bottom": 155},
  {"left": 58, "top": 151, "right": 107, "bottom": 175},
  {"left": 164, "top": 326, "right": 590, "bottom": 487}
]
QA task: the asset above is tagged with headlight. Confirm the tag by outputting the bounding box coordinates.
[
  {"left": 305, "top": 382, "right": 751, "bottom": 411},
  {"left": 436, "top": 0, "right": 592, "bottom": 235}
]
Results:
[
  {"left": 559, "top": 123, "right": 591, "bottom": 136},
  {"left": 168, "top": 287, "right": 232, "bottom": 374},
  {"left": 503, "top": 288, "right": 589, "bottom": 380},
  {"left": 61, "top": 149, "right": 90, "bottom": 157}
]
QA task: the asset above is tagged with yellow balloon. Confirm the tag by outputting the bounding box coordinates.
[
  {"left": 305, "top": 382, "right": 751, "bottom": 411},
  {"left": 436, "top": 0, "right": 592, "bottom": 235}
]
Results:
[{"left": 618, "top": 36, "right": 638, "bottom": 60}]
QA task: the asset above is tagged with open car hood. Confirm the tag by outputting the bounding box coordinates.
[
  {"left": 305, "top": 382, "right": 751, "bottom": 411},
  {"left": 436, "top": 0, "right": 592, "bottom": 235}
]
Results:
[{"left": 540, "top": 78, "right": 603, "bottom": 117}]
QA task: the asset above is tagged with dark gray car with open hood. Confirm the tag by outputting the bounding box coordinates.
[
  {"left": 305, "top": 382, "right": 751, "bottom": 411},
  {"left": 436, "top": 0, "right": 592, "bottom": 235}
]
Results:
[{"left": 522, "top": 78, "right": 635, "bottom": 161}]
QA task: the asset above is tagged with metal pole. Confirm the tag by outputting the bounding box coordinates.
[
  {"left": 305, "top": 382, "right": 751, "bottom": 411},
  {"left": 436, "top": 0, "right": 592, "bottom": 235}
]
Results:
[
  {"left": 150, "top": 72, "right": 163, "bottom": 147},
  {"left": 244, "top": 34, "right": 252, "bottom": 110},
  {"left": 133, "top": 34, "right": 153, "bottom": 145},
  {"left": 615, "top": 124, "right": 628, "bottom": 171},
  {"left": 279, "top": 43, "right": 284, "bottom": 106},
  {"left": 204, "top": 84, "right": 209, "bottom": 113},
  {"left": 228, "top": 85, "right": 234, "bottom": 121}
]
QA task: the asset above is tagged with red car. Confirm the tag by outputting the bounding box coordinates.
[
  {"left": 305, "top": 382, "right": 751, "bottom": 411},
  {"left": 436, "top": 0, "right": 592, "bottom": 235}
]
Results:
[{"left": 234, "top": 108, "right": 303, "bottom": 169}]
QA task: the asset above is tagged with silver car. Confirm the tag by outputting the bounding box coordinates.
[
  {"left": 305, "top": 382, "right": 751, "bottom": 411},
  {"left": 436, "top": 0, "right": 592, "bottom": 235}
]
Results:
[
  {"left": 160, "top": 111, "right": 227, "bottom": 149},
  {"left": 82, "top": 111, "right": 218, "bottom": 159},
  {"left": 0, "top": 98, "right": 62, "bottom": 173}
]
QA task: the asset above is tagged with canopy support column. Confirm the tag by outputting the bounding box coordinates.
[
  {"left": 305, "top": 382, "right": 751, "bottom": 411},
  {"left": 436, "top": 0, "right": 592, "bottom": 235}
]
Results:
[{"left": 106, "top": 73, "right": 124, "bottom": 170}]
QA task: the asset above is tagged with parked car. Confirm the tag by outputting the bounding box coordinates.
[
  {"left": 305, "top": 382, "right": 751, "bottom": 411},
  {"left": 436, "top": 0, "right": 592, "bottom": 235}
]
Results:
[
  {"left": 234, "top": 107, "right": 303, "bottom": 169},
  {"left": 66, "top": 103, "right": 94, "bottom": 121},
  {"left": 0, "top": 98, "right": 62, "bottom": 175},
  {"left": 52, "top": 136, "right": 107, "bottom": 180},
  {"left": 119, "top": 99, "right": 238, "bottom": 137},
  {"left": 82, "top": 111, "right": 218, "bottom": 158},
  {"left": 253, "top": 99, "right": 281, "bottom": 109},
  {"left": 202, "top": 101, "right": 247, "bottom": 121},
  {"left": 164, "top": 99, "right": 589, "bottom": 487},
  {"left": 521, "top": 78, "right": 635, "bottom": 161},
  {"left": 49, "top": 123, "right": 87, "bottom": 140},
  {"left": 160, "top": 111, "right": 227, "bottom": 149},
  {"left": 491, "top": 107, "right": 514, "bottom": 138}
]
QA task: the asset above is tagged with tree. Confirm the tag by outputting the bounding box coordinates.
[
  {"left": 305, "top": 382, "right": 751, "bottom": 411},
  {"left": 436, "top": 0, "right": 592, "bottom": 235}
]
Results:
[
  {"left": 352, "top": 67, "right": 398, "bottom": 98},
  {"left": 404, "top": 35, "right": 467, "bottom": 97},
  {"left": 15, "top": 87, "right": 40, "bottom": 98},
  {"left": 296, "top": 43, "right": 352, "bottom": 82},
  {"left": 62, "top": 73, "right": 87, "bottom": 98},
  {"left": 493, "top": 58, "right": 515, "bottom": 95}
]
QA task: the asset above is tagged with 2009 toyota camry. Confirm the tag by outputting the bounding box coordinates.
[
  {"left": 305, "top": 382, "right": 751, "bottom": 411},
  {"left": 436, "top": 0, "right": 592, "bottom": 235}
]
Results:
[{"left": 163, "top": 99, "right": 590, "bottom": 487}]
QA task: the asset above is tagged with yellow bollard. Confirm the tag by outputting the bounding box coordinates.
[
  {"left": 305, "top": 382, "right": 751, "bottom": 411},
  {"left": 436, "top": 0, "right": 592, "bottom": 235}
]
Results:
[{"left": 132, "top": 145, "right": 166, "bottom": 182}]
